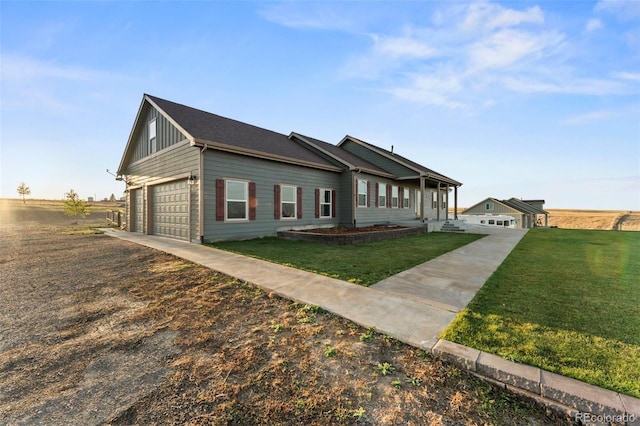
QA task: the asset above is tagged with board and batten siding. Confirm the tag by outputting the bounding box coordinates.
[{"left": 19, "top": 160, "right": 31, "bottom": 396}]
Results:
[
  {"left": 202, "top": 150, "right": 342, "bottom": 242},
  {"left": 341, "top": 140, "right": 416, "bottom": 178},
  {"left": 129, "top": 105, "right": 187, "bottom": 163}
]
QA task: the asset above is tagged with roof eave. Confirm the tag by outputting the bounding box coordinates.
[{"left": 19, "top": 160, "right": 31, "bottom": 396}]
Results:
[{"left": 192, "top": 139, "right": 343, "bottom": 172}]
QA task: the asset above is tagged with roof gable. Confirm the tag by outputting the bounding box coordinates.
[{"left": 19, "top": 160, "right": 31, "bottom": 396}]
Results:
[
  {"left": 338, "top": 136, "right": 461, "bottom": 186},
  {"left": 462, "top": 197, "right": 548, "bottom": 215},
  {"left": 290, "top": 133, "right": 392, "bottom": 177}
]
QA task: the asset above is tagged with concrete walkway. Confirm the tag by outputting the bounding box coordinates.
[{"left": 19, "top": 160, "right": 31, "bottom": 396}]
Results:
[{"left": 102, "top": 226, "right": 525, "bottom": 351}]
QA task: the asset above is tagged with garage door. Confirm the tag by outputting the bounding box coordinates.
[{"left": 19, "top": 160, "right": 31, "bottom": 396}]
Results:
[
  {"left": 133, "top": 189, "right": 144, "bottom": 233},
  {"left": 151, "top": 180, "right": 189, "bottom": 240}
]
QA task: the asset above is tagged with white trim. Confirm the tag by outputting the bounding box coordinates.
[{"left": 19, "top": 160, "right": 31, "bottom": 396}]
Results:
[
  {"left": 279, "top": 184, "right": 298, "bottom": 220},
  {"left": 225, "top": 179, "right": 249, "bottom": 222}
]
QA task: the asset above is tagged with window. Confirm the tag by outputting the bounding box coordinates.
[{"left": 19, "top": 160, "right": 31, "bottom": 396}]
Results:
[
  {"left": 281, "top": 185, "right": 297, "bottom": 219},
  {"left": 320, "top": 189, "right": 332, "bottom": 218},
  {"left": 488, "top": 219, "right": 495, "bottom": 225},
  {"left": 148, "top": 119, "right": 157, "bottom": 155},
  {"left": 485, "top": 203, "right": 494, "bottom": 211},
  {"left": 441, "top": 192, "right": 446, "bottom": 209},
  {"left": 403, "top": 188, "right": 410, "bottom": 208},
  {"left": 226, "top": 180, "right": 248, "bottom": 220},
  {"left": 432, "top": 192, "right": 438, "bottom": 209},
  {"left": 392, "top": 186, "right": 399, "bottom": 208},
  {"left": 497, "top": 221, "right": 503, "bottom": 226},
  {"left": 378, "top": 183, "right": 386, "bottom": 207},
  {"left": 480, "top": 220, "right": 486, "bottom": 224},
  {"left": 358, "top": 180, "right": 367, "bottom": 207}
]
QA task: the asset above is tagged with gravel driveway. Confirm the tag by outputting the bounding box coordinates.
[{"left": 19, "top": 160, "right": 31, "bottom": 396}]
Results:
[{"left": 0, "top": 224, "right": 178, "bottom": 425}]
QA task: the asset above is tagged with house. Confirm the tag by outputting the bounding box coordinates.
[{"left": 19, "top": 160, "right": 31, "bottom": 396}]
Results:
[
  {"left": 461, "top": 197, "right": 548, "bottom": 228},
  {"left": 116, "top": 94, "right": 462, "bottom": 242}
]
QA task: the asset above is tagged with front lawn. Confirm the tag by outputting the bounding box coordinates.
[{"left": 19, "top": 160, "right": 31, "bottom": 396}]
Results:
[
  {"left": 441, "top": 228, "right": 640, "bottom": 398},
  {"left": 210, "top": 232, "right": 484, "bottom": 286}
]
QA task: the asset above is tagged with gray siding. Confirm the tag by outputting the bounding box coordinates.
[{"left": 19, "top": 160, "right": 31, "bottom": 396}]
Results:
[
  {"left": 341, "top": 140, "right": 416, "bottom": 177},
  {"left": 352, "top": 173, "right": 419, "bottom": 227},
  {"left": 122, "top": 140, "right": 201, "bottom": 241},
  {"left": 203, "top": 150, "right": 342, "bottom": 242}
]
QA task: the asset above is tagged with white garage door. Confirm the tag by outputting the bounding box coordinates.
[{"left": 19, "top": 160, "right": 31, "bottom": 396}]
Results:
[
  {"left": 151, "top": 180, "right": 189, "bottom": 240},
  {"left": 133, "top": 189, "right": 144, "bottom": 233}
]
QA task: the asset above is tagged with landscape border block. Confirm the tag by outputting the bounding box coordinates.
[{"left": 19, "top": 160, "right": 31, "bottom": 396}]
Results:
[
  {"left": 476, "top": 351, "right": 541, "bottom": 394},
  {"left": 432, "top": 340, "right": 479, "bottom": 372},
  {"left": 540, "top": 370, "right": 625, "bottom": 418},
  {"left": 620, "top": 393, "right": 640, "bottom": 424}
]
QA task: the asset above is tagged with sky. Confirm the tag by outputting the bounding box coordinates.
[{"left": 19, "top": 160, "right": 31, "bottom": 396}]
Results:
[{"left": 1, "top": 0, "right": 639, "bottom": 210}]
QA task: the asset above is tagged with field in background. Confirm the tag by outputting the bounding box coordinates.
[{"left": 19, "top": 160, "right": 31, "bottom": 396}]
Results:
[
  {"left": 0, "top": 198, "right": 123, "bottom": 226},
  {"left": 452, "top": 206, "right": 640, "bottom": 231},
  {"left": 546, "top": 209, "right": 640, "bottom": 231},
  {"left": 4, "top": 198, "right": 639, "bottom": 231}
]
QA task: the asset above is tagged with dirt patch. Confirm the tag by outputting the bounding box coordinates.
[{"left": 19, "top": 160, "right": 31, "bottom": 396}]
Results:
[
  {"left": 296, "top": 225, "right": 407, "bottom": 234},
  {"left": 0, "top": 219, "right": 570, "bottom": 424}
]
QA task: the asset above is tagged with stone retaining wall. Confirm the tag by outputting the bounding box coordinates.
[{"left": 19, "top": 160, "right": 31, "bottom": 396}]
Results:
[{"left": 277, "top": 226, "right": 426, "bottom": 245}]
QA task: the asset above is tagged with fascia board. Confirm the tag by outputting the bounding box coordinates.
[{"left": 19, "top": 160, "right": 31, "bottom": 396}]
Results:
[{"left": 192, "top": 139, "right": 343, "bottom": 173}]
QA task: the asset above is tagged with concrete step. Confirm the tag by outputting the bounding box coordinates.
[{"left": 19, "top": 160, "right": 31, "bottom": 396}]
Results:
[{"left": 440, "top": 222, "right": 465, "bottom": 232}]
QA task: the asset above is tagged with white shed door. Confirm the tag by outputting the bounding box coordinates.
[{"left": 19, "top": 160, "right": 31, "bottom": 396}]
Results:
[
  {"left": 133, "top": 189, "right": 144, "bottom": 233},
  {"left": 151, "top": 180, "right": 189, "bottom": 240}
]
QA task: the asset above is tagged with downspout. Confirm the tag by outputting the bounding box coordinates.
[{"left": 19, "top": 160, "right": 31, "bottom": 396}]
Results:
[
  {"left": 352, "top": 168, "right": 361, "bottom": 228},
  {"left": 199, "top": 145, "right": 207, "bottom": 243}
]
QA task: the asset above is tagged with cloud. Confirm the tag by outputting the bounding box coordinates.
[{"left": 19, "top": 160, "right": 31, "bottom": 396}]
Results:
[
  {"left": 468, "top": 29, "right": 564, "bottom": 71},
  {"left": 561, "top": 110, "right": 616, "bottom": 125},
  {"left": 584, "top": 18, "right": 603, "bottom": 33},
  {"left": 389, "top": 70, "right": 465, "bottom": 109},
  {"left": 1, "top": 53, "right": 124, "bottom": 111},
  {"left": 372, "top": 34, "right": 436, "bottom": 59},
  {"left": 2, "top": 54, "right": 114, "bottom": 83},
  {"left": 613, "top": 71, "right": 640, "bottom": 81},
  {"left": 259, "top": 3, "right": 357, "bottom": 31},
  {"left": 459, "top": 2, "right": 544, "bottom": 32},
  {"left": 595, "top": 0, "right": 640, "bottom": 20},
  {"left": 502, "top": 76, "right": 629, "bottom": 95}
]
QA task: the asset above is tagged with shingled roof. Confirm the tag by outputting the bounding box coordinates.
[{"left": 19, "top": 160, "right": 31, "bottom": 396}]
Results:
[
  {"left": 290, "top": 132, "right": 390, "bottom": 176},
  {"left": 146, "top": 95, "right": 339, "bottom": 170},
  {"left": 340, "top": 136, "right": 461, "bottom": 186}
]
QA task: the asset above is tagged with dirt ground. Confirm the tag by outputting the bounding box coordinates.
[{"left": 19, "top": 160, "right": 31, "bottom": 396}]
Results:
[{"left": 0, "top": 203, "right": 572, "bottom": 425}]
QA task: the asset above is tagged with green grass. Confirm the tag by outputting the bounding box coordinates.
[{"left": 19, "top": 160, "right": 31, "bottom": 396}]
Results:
[
  {"left": 441, "top": 228, "right": 640, "bottom": 398},
  {"left": 210, "top": 232, "right": 484, "bottom": 286}
]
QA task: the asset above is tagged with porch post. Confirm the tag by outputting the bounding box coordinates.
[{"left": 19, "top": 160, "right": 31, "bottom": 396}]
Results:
[
  {"left": 446, "top": 184, "right": 450, "bottom": 220},
  {"left": 420, "top": 177, "right": 425, "bottom": 223},
  {"left": 436, "top": 182, "right": 441, "bottom": 221},
  {"left": 454, "top": 185, "right": 458, "bottom": 220}
]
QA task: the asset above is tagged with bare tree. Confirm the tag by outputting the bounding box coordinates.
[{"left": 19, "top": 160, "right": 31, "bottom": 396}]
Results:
[{"left": 17, "top": 182, "right": 31, "bottom": 204}]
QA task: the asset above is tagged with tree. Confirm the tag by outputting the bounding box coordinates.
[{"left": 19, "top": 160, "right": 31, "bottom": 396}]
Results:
[
  {"left": 17, "top": 182, "right": 31, "bottom": 204},
  {"left": 64, "top": 189, "right": 89, "bottom": 218}
]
